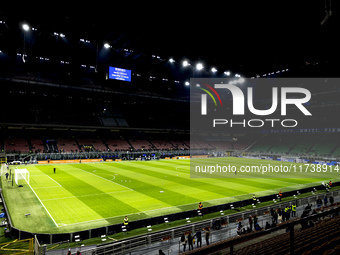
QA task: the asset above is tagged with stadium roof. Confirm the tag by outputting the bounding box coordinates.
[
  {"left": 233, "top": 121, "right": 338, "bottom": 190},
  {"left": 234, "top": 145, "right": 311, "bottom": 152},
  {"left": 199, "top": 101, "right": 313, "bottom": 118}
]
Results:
[{"left": 0, "top": 2, "right": 339, "bottom": 80}]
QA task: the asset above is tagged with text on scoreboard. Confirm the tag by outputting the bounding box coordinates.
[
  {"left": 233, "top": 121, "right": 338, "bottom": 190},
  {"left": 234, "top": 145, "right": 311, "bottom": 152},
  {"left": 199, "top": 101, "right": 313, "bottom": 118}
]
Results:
[{"left": 109, "top": 66, "right": 131, "bottom": 82}]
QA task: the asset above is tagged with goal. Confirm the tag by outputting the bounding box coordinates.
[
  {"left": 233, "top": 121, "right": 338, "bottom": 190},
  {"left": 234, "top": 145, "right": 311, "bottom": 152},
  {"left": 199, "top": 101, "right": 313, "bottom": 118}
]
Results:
[{"left": 14, "top": 169, "right": 30, "bottom": 185}]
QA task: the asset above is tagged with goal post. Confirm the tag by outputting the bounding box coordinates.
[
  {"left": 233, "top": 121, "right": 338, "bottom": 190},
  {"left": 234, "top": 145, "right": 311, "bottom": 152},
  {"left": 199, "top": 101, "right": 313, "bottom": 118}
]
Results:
[
  {"left": 14, "top": 168, "right": 30, "bottom": 186},
  {"left": 0, "top": 164, "right": 5, "bottom": 176}
]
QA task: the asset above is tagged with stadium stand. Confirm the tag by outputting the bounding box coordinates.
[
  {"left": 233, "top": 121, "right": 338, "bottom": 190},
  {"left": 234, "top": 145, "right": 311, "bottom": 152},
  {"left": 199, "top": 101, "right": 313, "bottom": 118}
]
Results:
[
  {"left": 56, "top": 138, "right": 80, "bottom": 153},
  {"left": 245, "top": 133, "right": 340, "bottom": 159},
  {"left": 128, "top": 140, "right": 153, "bottom": 151},
  {"left": 227, "top": 211, "right": 340, "bottom": 255},
  {"left": 4, "top": 138, "right": 29, "bottom": 153},
  {"left": 151, "top": 140, "right": 177, "bottom": 150},
  {"left": 178, "top": 202, "right": 340, "bottom": 255},
  {"left": 77, "top": 139, "right": 108, "bottom": 152},
  {"left": 106, "top": 139, "right": 132, "bottom": 151}
]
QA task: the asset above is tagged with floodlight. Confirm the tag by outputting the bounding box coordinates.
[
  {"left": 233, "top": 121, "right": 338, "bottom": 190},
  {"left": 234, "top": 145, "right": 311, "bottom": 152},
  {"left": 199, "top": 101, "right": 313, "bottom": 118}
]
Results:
[
  {"left": 224, "top": 71, "right": 230, "bottom": 76},
  {"left": 211, "top": 67, "right": 217, "bottom": 73},
  {"left": 182, "top": 60, "right": 189, "bottom": 67},
  {"left": 185, "top": 81, "right": 190, "bottom": 86},
  {"left": 104, "top": 43, "right": 111, "bottom": 49},
  {"left": 22, "top": 24, "right": 30, "bottom": 31},
  {"left": 196, "top": 63, "right": 203, "bottom": 70},
  {"left": 169, "top": 58, "right": 175, "bottom": 63}
]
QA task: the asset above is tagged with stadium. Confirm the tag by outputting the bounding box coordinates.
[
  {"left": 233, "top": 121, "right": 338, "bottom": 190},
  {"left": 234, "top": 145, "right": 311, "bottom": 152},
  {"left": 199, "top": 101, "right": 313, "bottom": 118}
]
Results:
[{"left": 0, "top": 3, "right": 340, "bottom": 255}]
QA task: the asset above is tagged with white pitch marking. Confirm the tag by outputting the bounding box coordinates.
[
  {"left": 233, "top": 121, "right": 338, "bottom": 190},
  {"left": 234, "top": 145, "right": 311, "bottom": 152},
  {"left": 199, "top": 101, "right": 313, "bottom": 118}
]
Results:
[
  {"left": 46, "top": 175, "right": 62, "bottom": 187},
  {"left": 76, "top": 168, "right": 133, "bottom": 191},
  {"left": 27, "top": 182, "right": 59, "bottom": 227}
]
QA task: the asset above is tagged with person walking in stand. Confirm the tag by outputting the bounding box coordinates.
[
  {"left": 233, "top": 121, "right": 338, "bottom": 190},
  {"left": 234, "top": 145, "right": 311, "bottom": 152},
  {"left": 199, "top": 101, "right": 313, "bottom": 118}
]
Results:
[
  {"left": 194, "top": 229, "right": 202, "bottom": 248},
  {"left": 180, "top": 233, "right": 187, "bottom": 252},
  {"left": 205, "top": 228, "right": 210, "bottom": 246},
  {"left": 187, "top": 232, "right": 194, "bottom": 251},
  {"left": 249, "top": 216, "right": 253, "bottom": 232},
  {"left": 279, "top": 190, "right": 282, "bottom": 201},
  {"left": 273, "top": 210, "right": 278, "bottom": 225},
  {"left": 253, "top": 215, "right": 258, "bottom": 230}
]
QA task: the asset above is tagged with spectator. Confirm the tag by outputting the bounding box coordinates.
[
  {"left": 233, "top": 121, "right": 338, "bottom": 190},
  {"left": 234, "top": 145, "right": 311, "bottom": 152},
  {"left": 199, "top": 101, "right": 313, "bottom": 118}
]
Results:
[
  {"left": 237, "top": 221, "right": 242, "bottom": 229},
  {"left": 282, "top": 208, "right": 286, "bottom": 222},
  {"left": 277, "top": 208, "right": 282, "bottom": 224},
  {"left": 265, "top": 221, "right": 271, "bottom": 230},
  {"left": 330, "top": 196, "right": 334, "bottom": 205},
  {"left": 255, "top": 223, "right": 262, "bottom": 231},
  {"left": 194, "top": 229, "right": 202, "bottom": 248},
  {"left": 249, "top": 216, "right": 253, "bottom": 232},
  {"left": 324, "top": 196, "right": 328, "bottom": 206},
  {"left": 205, "top": 228, "right": 210, "bottom": 245},
  {"left": 237, "top": 225, "right": 241, "bottom": 235},
  {"left": 215, "top": 218, "right": 221, "bottom": 230},
  {"left": 253, "top": 215, "right": 258, "bottom": 230},
  {"left": 317, "top": 198, "right": 322, "bottom": 208},
  {"left": 180, "top": 233, "right": 187, "bottom": 252},
  {"left": 273, "top": 210, "right": 278, "bottom": 224},
  {"left": 187, "top": 232, "right": 193, "bottom": 251}
]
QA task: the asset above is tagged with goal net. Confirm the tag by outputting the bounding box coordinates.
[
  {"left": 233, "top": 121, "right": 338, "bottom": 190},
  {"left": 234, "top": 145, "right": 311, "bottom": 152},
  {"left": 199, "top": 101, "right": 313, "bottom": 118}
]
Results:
[{"left": 15, "top": 169, "right": 30, "bottom": 185}]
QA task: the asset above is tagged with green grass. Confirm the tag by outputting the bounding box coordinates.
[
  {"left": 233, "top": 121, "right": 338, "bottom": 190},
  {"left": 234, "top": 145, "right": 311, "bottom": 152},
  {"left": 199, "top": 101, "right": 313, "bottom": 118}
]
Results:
[{"left": 1, "top": 158, "right": 337, "bottom": 234}]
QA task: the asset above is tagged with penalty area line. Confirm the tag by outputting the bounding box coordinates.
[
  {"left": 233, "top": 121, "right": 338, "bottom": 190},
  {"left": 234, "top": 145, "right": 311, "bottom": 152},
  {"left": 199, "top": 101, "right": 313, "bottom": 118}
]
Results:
[{"left": 27, "top": 182, "right": 59, "bottom": 227}]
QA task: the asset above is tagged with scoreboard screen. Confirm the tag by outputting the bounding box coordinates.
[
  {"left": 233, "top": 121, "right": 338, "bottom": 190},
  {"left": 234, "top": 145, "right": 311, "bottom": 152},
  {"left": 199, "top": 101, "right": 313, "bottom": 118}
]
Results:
[{"left": 109, "top": 66, "right": 131, "bottom": 82}]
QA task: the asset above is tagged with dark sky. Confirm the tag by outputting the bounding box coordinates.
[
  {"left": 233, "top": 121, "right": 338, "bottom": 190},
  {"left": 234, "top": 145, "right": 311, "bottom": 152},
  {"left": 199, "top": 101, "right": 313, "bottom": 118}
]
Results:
[{"left": 1, "top": 1, "right": 338, "bottom": 75}]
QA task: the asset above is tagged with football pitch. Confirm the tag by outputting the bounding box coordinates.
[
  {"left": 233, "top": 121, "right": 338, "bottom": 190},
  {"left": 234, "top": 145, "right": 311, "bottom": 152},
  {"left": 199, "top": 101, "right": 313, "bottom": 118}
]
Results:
[{"left": 1, "top": 158, "right": 337, "bottom": 234}]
